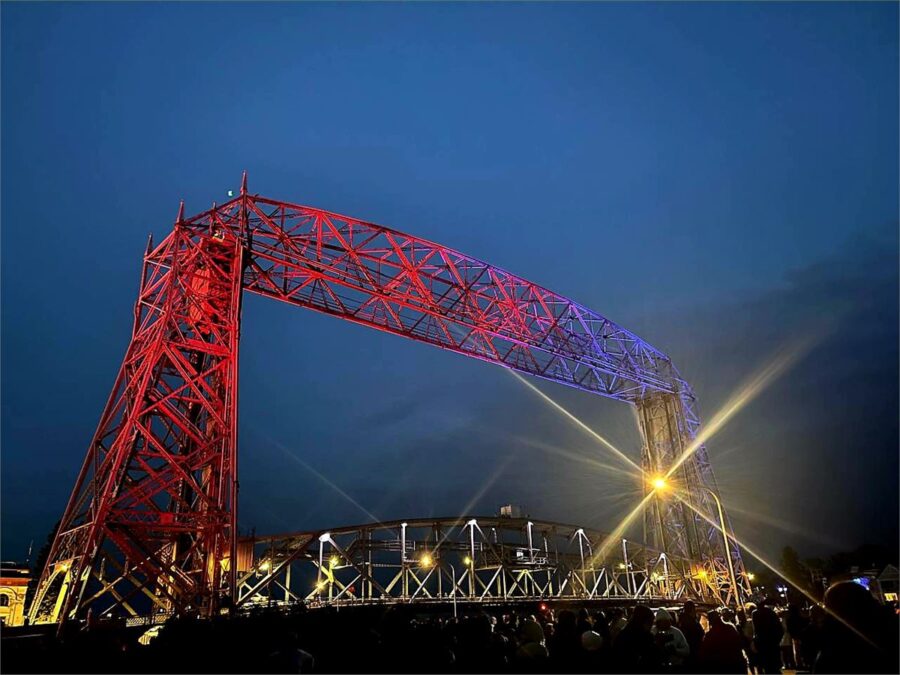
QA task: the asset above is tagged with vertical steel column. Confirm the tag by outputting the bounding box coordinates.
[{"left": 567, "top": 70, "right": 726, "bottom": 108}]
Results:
[
  {"left": 400, "top": 523, "right": 408, "bottom": 599},
  {"left": 317, "top": 536, "right": 325, "bottom": 598},
  {"left": 622, "top": 539, "right": 633, "bottom": 597},
  {"left": 577, "top": 531, "right": 586, "bottom": 596},
  {"left": 468, "top": 520, "right": 476, "bottom": 599}
]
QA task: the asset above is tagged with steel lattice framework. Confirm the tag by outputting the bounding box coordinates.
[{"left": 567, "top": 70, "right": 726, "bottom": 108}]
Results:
[
  {"left": 233, "top": 517, "right": 715, "bottom": 611},
  {"left": 29, "top": 175, "right": 749, "bottom": 626},
  {"left": 124, "top": 516, "right": 722, "bottom": 629}
]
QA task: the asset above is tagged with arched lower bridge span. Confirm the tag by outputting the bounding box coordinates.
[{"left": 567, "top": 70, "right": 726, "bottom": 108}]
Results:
[
  {"left": 232, "top": 516, "right": 724, "bottom": 612},
  {"left": 29, "top": 174, "right": 749, "bottom": 627}
]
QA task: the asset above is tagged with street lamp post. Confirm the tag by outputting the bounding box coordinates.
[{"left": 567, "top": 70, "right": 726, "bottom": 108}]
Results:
[
  {"left": 702, "top": 486, "right": 743, "bottom": 611},
  {"left": 450, "top": 564, "right": 457, "bottom": 618},
  {"left": 622, "top": 539, "right": 634, "bottom": 597},
  {"left": 650, "top": 476, "right": 743, "bottom": 610}
]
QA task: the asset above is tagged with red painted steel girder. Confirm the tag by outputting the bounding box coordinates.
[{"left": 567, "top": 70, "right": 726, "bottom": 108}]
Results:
[
  {"left": 29, "top": 220, "right": 245, "bottom": 624},
  {"left": 29, "top": 176, "right": 741, "bottom": 627},
  {"left": 183, "top": 192, "right": 688, "bottom": 402}
]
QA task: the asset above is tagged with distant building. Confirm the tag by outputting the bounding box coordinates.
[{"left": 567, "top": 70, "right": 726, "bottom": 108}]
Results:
[
  {"left": 836, "top": 564, "right": 899, "bottom": 604},
  {"left": 499, "top": 504, "right": 524, "bottom": 519},
  {"left": 0, "top": 562, "right": 31, "bottom": 627},
  {"left": 878, "top": 564, "right": 898, "bottom": 603}
]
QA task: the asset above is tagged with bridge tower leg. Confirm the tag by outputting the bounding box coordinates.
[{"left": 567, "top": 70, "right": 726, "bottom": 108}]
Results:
[
  {"left": 637, "top": 393, "right": 750, "bottom": 605},
  {"left": 28, "top": 213, "right": 245, "bottom": 625}
]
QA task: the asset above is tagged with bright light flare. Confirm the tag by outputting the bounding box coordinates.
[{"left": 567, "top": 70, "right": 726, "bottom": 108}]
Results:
[
  {"left": 590, "top": 491, "right": 655, "bottom": 566},
  {"left": 666, "top": 335, "right": 817, "bottom": 478},
  {"left": 509, "top": 371, "right": 641, "bottom": 473},
  {"left": 513, "top": 436, "right": 642, "bottom": 481},
  {"left": 420, "top": 553, "right": 433, "bottom": 568},
  {"left": 275, "top": 441, "right": 385, "bottom": 526},
  {"left": 672, "top": 491, "right": 878, "bottom": 648},
  {"left": 721, "top": 501, "right": 841, "bottom": 548},
  {"left": 651, "top": 477, "right": 668, "bottom": 491},
  {"left": 432, "top": 454, "right": 514, "bottom": 553}
]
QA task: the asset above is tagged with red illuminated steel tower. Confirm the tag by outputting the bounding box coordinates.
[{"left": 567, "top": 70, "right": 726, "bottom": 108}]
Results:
[
  {"left": 29, "top": 195, "right": 246, "bottom": 623},
  {"left": 29, "top": 174, "right": 748, "bottom": 625}
]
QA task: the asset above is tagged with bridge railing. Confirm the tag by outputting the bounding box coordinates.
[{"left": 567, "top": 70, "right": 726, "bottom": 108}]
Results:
[{"left": 235, "top": 517, "right": 714, "bottom": 608}]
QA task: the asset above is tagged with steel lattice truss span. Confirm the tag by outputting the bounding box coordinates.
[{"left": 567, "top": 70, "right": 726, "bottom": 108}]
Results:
[
  {"left": 30, "top": 175, "right": 749, "bottom": 626},
  {"left": 233, "top": 517, "right": 718, "bottom": 611}
]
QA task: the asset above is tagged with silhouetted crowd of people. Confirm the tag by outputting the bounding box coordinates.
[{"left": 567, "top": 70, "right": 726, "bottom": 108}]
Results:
[
  {"left": 2, "top": 580, "right": 897, "bottom": 673},
  {"left": 347, "top": 582, "right": 897, "bottom": 674}
]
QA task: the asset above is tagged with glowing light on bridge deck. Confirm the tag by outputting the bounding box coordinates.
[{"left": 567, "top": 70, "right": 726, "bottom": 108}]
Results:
[
  {"left": 420, "top": 553, "right": 433, "bottom": 568},
  {"left": 509, "top": 370, "right": 641, "bottom": 473},
  {"left": 463, "top": 556, "right": 472, "bottom": 566},
  {"left": 651, "top": 476, "right": 668, "bottom": 491},
  {"left": 329, "top": 555, "right": 340, "bottom": 567},
  {"left": 665, "top": 335, "right": 817, "bottom": 479}
]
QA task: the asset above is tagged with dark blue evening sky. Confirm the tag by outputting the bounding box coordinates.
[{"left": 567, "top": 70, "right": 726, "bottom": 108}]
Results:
[{"left": 2, "top": 2, "right": 897, "bottom": 562}]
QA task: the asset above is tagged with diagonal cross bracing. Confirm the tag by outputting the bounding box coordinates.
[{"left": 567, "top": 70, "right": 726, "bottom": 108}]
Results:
[{"left": 29, "top": 177, "right": 746, "bottom": 627}]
